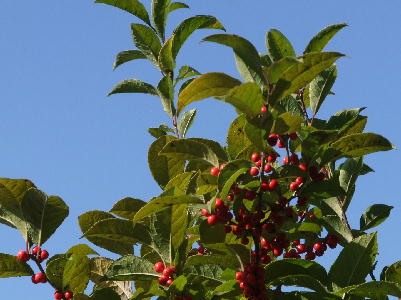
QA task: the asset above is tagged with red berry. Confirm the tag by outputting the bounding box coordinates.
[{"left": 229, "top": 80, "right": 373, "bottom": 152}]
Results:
[
  {"left": 236, "top": 271, "right": 245, "bottom": 282},
  {"left": 40, "top": 250, "right": 49, "bottom": 260},
  {"left": 255, "top": 160, "right": 262, "bottom": 167},
  {"left": 308, "top": 213, "right": 317, "bottom": 219},
  {"left": 277, "top": 139, "right": 285, "bottom": 148},
  {"left": 17, "top": 250, "right": 30, "bottom": 262},
  {"left": 215, "top": 198, "right": 224, "bottom": 209},
  {"left": 267, "top": 134, "right": 278, "bottom": 146},
  {"left": 227, "top": 194, "right": 233, "bottom": 201},
  {"left": 210, "top": 167, "right": 220, "bottom": 176},
  {"left": 315, "top": 249, "right": 325, "bottom": 257},
  {"left": 289, "top": 132, "right": 298, "bottom": 140},
  {"left": 200, "top": 209, "right": 210, "bottom": 217},
  {"left": 282, "top": 157, "right": 289, "bottom": 165},
  {"left": 241, "top": 237, "right": 249, "bottom": 245},
  {"left": 260, "top": 105, "right": 267, "bottom": 114},
  {"left": 296, "top": 244, "right": 306, "bottom": 254},
  {"left": 327, "top": 238, "right": 338, "bottom": 249},
  {"left": 232, "top": 225, "right": 244, "bottom": 236},
  {"left": 261, "top": 255, "right": 271, "bottom": 264},
  {"left": 166, "top": 278, "right": 174, "bottom": 286},
  {"left": 158, "top": 275, "right": 168, "bottom": 285},
  {"left": 54, "top": 291, "right": 63, "bottom": 300},
  {"left": 299, "top": 164, "right": 308, "bottom": 171},
  {"left": 34, "top": 273, "right": 46, "bottom": 283},
  {"left": 154, "top": 262, "right": 165, "bottom": 273},
  {"left": 273, "top": 248, "right": 283, "bottom": 257},
  {"left": 305, "top": 252, "right": 316, "bottom": 260},
  {"left": 295, "top": 177, "right": 304, "bottom": 185},
  {"left": 31, "top": 275, "right": 39, "bottom": 284},
  {"left": 260, "top": 182, "right": 269, "bottom": 192},
  {"left": 264, "top": 164, "right": 272, "bottom": 173},
  {"left": 197, "top": 247, "right": 205, "bottom": 255},
  {"left": 251, "top": 153, "right": 260, "bottom": 162},
  {"left": 290, "top": 182, "right": 299, "bottom": 191},
  {"left": 249, "top": 167, "right": 259, "bottom": 177},
  {"left": 290, "top": 153, "right": 299, "bottom": 165},
  {"left": 207, "top": 215, "right": 218, "bottom": 225},
  {"left": 64, "top": 291, "right": 73, "bottom": 300},
  {"left": 313, "top": 242, "right": 323, "bottom": 251},
  {"left": 170, "top": 265, "right": 176, "bottom": 273},
  {"left": 224, "top": 225, "right": 232, "bottom": 233},
  {"left": 32, "top": 246, "right": 40, "bottom": 255},
  {"left": 268, "top": 179, "right": 278, "bottom": 190},
  {"left": 267, "top": 153, "right": 277, "bottom": 163},
  {"left": 219, "top": 163, "right": 227, "bottom": 170},
  {"left": 163, "top": 267, "right": 173, "bottom": 277}
]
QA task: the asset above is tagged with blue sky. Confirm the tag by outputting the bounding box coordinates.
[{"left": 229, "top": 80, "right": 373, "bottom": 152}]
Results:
[{"left": 0, "top": 0, "right": 400, "bottom": 298}]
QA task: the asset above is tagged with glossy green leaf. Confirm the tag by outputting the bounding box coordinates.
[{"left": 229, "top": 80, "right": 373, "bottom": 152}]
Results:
[
  {"left": 106, "top": 255, "right": 159, "bottom": 281},
  {"left": 320, "top": 215, "right": 353, "bottom": 243},
  {"left": 152, "top": 0, "right": 171, "bottom": 40},
  {"left": 178, "top": 109, "right": 197, "bottom": 138},
  {"left": 177, "top": 72, "right": 241, "bottom": 115},
  {"left": 381, "top": 261, "right": 401, "bottom": 284},
  {"left": 108, "top": 79, "right": 158, "bottom": 96},
  {"left": 331, "top": 133, "right": 394, "bottom": 158},
  {"left": 203, "top": 34, "right": 265, "bottom": 85},
  {"left": 21, "top": 189, "right": 69, "bottom": 245},
  {"left": 266, "top": 29, "right": 297, "bottom": 61},
  {"left": 95, "top": 0, "right": 151, "bottom": 26},
  {"left": 304, "top": 23, "right": 348, "bottom": 53},
  {"left": 168, "top": 2, "right": 189, "bottom": 13},
  {"left": 158, "top": 36, "right": 175, "bottom": 73},
  {"left": 188, "top": 138, "right": 228, "bottom": 163},
  {"left": 172, "top": 15, "right": 225, "bottom": 59},
  {"left": 185, "top": 253, "right": 238, "bottom": 270},
  {"left": 148, "top": 124, "right": 174, "bottom": 139},
  {"left": 270, "top": 52, "right": 344, "bottom": 106},
  {"left": 329, "top": 232, "right": 378, "bottom": 289},
  {"left": 131, "top": 23, "right": 162, "bottom": 65},
  {"left": 309, "top": 65, "right": 337, "bottom": 116},
  {"left": 92, "top": 288, "right": 121, "bottom": 300},
  {"left": 46, "top": 255, "right": 68, "bottom": 288},
  {"left": 268, "top": 274, "right": 328, "bottom": 293},
  {"left": 159, "top": 138, "right": 220, "bottom": 166},
  {"left": 175, "top": 66, "right": 201, "bottom": 84},
  {"left": 360, "top": 204, "right": 393, "bottom": 231},
  {"left": 0, "top": 253, "right": 34, "bottom": 278},
  {"left": 302, "top": 180, "right": 346, "bottom": 200},
  {"left": 110, "top": 197, "right": 147, "bottom": 220},
  {"left": 157, "top": 75, "right": 175, "bottom": 117},
  {"left": 199, "top": 220, "right": 226, "bottom": 244},
  {"left": 183, "top": 263, "right": 225, "bottom": 283},
  {"left": 266, "top": 56, "right": 302, "bottom": 84},
  {"left": 226, "top": 115, "right": 253, "bottom": 159},
  {"left": 113, "top": 50, "right": 146, "bottom": 70},
  {"left": 334, "top": 281, "right": 401, "bottom": 298},
  {"left": 326, "top": 108, "right": 365, "bottom": 130},
  {"left": 271, "top": 111, "right": 303, "bottom": 134},
  {"left": 66, "top": 244, "right": 99, "bottom": 256},
  {"left": 339, "top": 157, "right": 363, "bottom": 211},
  {"left": 63, "top": 254, "right": 91, "bottom": 293},
  {"left": 149, "top": 208, "right": 173, "bottom": 264},
  {"left": 133, "top": 195, "right": 202, "bottom": 222},
  {"left": 148, "top": 135, "right": 184, "bottom": 189}
]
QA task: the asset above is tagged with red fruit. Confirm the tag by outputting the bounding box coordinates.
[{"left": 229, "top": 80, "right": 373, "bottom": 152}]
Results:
[
  {"left": 40, "top": 250, "right": 49, "bottom": 260},
  {"left": 197, "top": 247, "right": 205, "bottom": 255},
  {"left": 154, "top": 262, "right": 165, "bottom": 273},
  {"left": 255, "top": 160, "right": 262, "bottom": 167},
  {"left": 227, "top": 194, "right": 233, "bottom": 201},
  {"left": 290, "top": 182, "right": 299, "bottom": 191},
  {"left": 166, "top": 278, "right": 174, "bottom": 286},
  {"left": 32, "top": 246, "right": 40, "bottom": 255},
  {"left": 163, "top": 267, "right": 173, "bottom": 277},
  {"left": 34, "top": 273, "right": 46, "bottom": 283},
  {"left": 224, "top": 225, "right": 232, "bottom": 233},
  {"left": 17, "top": 250, "right": 30, "bottom": 262},
  {"left": 219, "top": 163, "right": 227, "bottom": 170},
  {"left": 309, "top": 166, "right": 319, "bottom": 176},
  {"left": 295, "top": 177, "right": 304, "bottom": 185},
  {"left": 277, "top": 139, "right": 285, "bottom": 148},
  {"left": 64, "top": 291, "right": 73, "bottom": 300},
  {"left": 241, "top": 237, "right": 249, "bottom": 245},
  {"left": 236, "top": 271, "right": 245, "bottom": 282},
  {"left": 290, "top": 153, "right": 299, "bottom": 165},
  {"left": 313, "top": 242, "right": 324, "bottom": 251},
  {"left": 267, "top": 134, "right": 278, "bottom": 146},
  {"left": 158, "top": 275, "right": 168, "bottom": 285},
  {"left": 170, "top": 265, "right": 176, "bottom": 273},
  {"left": 260, "top": 105, "right": 267, "bottom": 114},
  {"left": 296, "top": 244, "right": 306, "bottom": 254},
  {"left": 273, "top": 248, "right": 283, "bottom": 257},
  {"left": 31, "top": 275, "right": 39, "bottom": 284},
  {"left": 315, "top": 249, "right": 325, "bottom": 257},
  {"left": 265, "top": 223, "right": 276, "bottom": 233},
  {"left": 260, "top": 238, "right": 269, "bottom": 248},
  {"left": 282, "top": 157, "right": 289, "bottom": 165},
  {"left": 215, "top": 198, "right": 224, "bottom": 209},
  {"left": 261, "top": 255, "right": 271, "bottom": 264},
  {"left": 207, "top": 215, "right": 218, "bottom": 225},
  {"left": 260, "top": 182, "right": 269, "bottom": 192},
  {"left": 232, "top": 225, "right": 244, "bottom": 236},
  {"left": 268, "top": 179, "right": 278, "bottom": 190},
  {"left": 305, "top": 252, "right": 316, "bottom": 260},
  {"left": 210, "top": 167, "right": 220, "bottom": 176},
  {"left": 200, "top": 209, "right": 210, "bottom": 217},
  {"left": 249, "top": 167, "right": 259, "bottom": 177},
  {"left": 251, "top": 153, "right": 260, "bottom": 162},
  {"left": 327, "top": 238, "right": 338, "bottom": 249},
  {"left": 308, "top": 213, "right": 317, "bottom": 219},
  {"left": 264, "top": 163, "right": 272, "bottom": 173},
  {"left": 299, "top": 163, "right": 308, "bottom": 171},
  {"left": 267, "top": 153, "right": 277, "bottom": 163},
  {"left": 289, "top": 132, "right": 298, "bottom": 140},
  {"left": 292, "top": 239, "right": 300, "bottom": 246},
  {"left": 54, "top": 291, "right": 63, "bottom": 300}
]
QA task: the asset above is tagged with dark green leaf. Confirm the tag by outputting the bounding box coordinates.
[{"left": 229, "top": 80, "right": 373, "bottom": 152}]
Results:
[
  {"left": 381, "top": 261, "right": 401, "bottom": 284},
  {"left": 151, "top": 0, "right": 170, "bottom": 40},
  {"left": 110, "top": 197, "right": 147, "bottom": 220},
  {"left": 304, "top": 23, "right": 348, "bottom": 54},
  {"left": 203, "top": 34, "right": 265, "bottom": 85},
  {"left": 272, "top": 111, "right": 303, "bottom": 134},
  {"left": 108, "top": 79, "right": 158, "bottom": 96},
  {"left": 270, "top": 52, "right": 344, "bottom": 106},
  {"left": 226, "top": 115, "right": 252, "bottom": 159},
  {"left": 178, "top": 109, "right": 197, "bottom": 138},
  {"left": 329, "top": 232, "right": 378, "bottom": 289},
  {"left": 175, "top": 66, "right": 201, "bottom": 85},
  {"left": 131, "top": 23, "right": 162, "bottom": 65},
  {"left": 183, "top": 263, "right": 225, "bottom": 283},
  {"left": 106, "top": 255, "right": 159, "bottom": 281},
  {"left": 360, "top": 204, "right": 393, "bottom": 231},
  {"left": 158, "top": 36, "right": 175, "bottom": 73},
  {"left": 266, "top": 56, "right": 302, "bottom": 84},
  {"left": 92, "top": 288, "right": 121, "bottom": 300},
  {"left": 168, "top": 2, "right": 189, "bottom": 13},
  {"left": 302, "top": 180, "right": 346, "bottom": 200},
  {"left": 188, "top": 138, "right": 228, "bottom": 163},
  {"left": 95, "top": 0, "right": 151, "bottom": 26},
  {"left": 320, "top": 215, "right": 353, "bottom": 243},
  {"left": 157, "top": 75, "right": 175, "bottom": 117},
  {"left": 326, "top": 108, "right": 365, "bottom": 130},
  {"left": 66, "top": 244, "right": 99, "bottom": 256},
  {"left": 46, "top": 254, "right": 68, "bottom": 288},
  {"left": 266, "top": 29, "right": 297, "bottom": 61},
  {"left": 334, "top": 281, "right": 401, "bottom": 298},
  {"left": 159, "top": 139, "right": 220, "bottom": 166},
  {"left": 0, "top": 253, "right": 34, "bottom": 278},
  {"left": 148, "top": 135, "right": 185, "bottom": 189},
  {"left": 63, "top": 254, "right": 91, "bottom": 293},
  {"left": 339, "top": 157, "right": 363, "bottom": 211},
  {"left": 177, "top": 72, "right": 241, "bottom": 115},
  {"left": 309, "top": 65, "right": 337, "bottom": 116},
  {"left": 113, "top": 50, "right": 146, "bottom": 70},
  {"left": 199, "top": 220, "right": 226, "bottom": 244}
]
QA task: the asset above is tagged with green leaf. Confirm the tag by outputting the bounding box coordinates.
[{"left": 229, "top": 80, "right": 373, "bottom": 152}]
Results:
[
  {"left": 219, "top": 82, "right": 265, "bottom": 117},
  {"left": 63, "top": 254, "right": 91, "bottom": 293},
  {"left": 175, "top": 66, "right": 201, "bottom": 84},
  {"left": 178, "top": 109, "right": 197, "bottom": 138},
  {"left": 148, "top": 125, "right": 174, "bottom": 139},
  {"left": 172, "top": 15, "right": 225, "bottom": 59},
  {"left": 177, "top": 72, "right": 241, "bottom": 115},
  {"left": 203, "top": 34, "right": 265, "bottom": 85},
  {"left": 266, "top": 29, "right": 297, "bottom": 61},
  {"left": 304, "top": 23, "right": 348, "bottom": 54},
  {"left": 158, "top": 36, "right": 175, "bottom": 73},
  {"left": 159, "top": 138, "right": 220, "bottom": 167},
  {"left": 110, "top": 197, "right": 147, "bottom": 220},
  {"left": 148, "top": 135, "right": 185, "bottom": 189},
  {"left": 360, "top": 204, "right": 393, "bottom": 231},
  {"left": 268, "top": 274, "right": 328, "bottom": 293},
  {"left": 106, "top": 255, "right": 159, "bottom": 281},
  {"left": 271, "top": 111, "right": 303, "bottom": 134},
  {"left": 218, "top": 159, "right": 252, "bottom": 197},
  {"left": 320, "top": 215, "right": 353, "bottom": 243},
  {"left": 334, "top": 281, "right": 401, "bottom": 298},
  {"left": 309, "top": 65, "right": 337, "bottom": 116},
  {"left": 133, "top": 195, "right": 202, "bottom": 222},
  {"left": 46, "top": 254, "right": 68, "bottom": 288},
  {"left": 226, "top": 115, "right": 252, "bottom": 159},
  {"left": 151, "top": 0, "right": 170, "bottom": 40},
  {"left": 188, "top": 138, "right": 228, "bottom": 163},
  {"left": 330, "top": 133, "right": 394, "bottom": 158},
  {"left": 131, "top": 23, "right": 162, "bottom": 65},
  {"left": 95, "top": 0, "right": 151, "bottom": 26},
  {"left": 326, "top": 108, "right": 365, "bottom": 130},
  {"left": 302, "top": 180, "right": 346, "bottom": 200},
  {"left": 168, "top": 2, "right": 189, "bottom": 13},
  {"left": 381, "top": 261, "right": 401, "bottom": 284},
  {"left": 108, "top": 79, "right": 158, "bottom": 96},
  {"left": 199, "top": 220, "right": 226, "bottom": 244},
  {"left": 270, "top": 52, "right": 344, "bottom": 106},
  {"left": 339, "top": 157, "right": 363, "bottom": 211},
  {"left": 329, "top": 232, "right": 378, "bottom": 289},
  {"left": 157, "top": 75, "right": 175, "bottom": 117},
  {"left": 0, "top": 253, "right": 34, "bottom": 278},
  {"left": 183, "top": 263, "right": 225, "bottom": 283},
  {"left": 113, "top": 50, "right": 146, "bottom": 70},
  {"left": 21, "top": 189, "right": 69, "bottom": 245},
  {"left": 66, "top": 244, "right": 99, "bottom": 256},
  {"left": 266, "top": 56, "right": 302, "bottom": 84},
  {"left": 92, "top": 288, "right": 121, "bottom": 300},
  {"left": 185, "top": 253, "right": 238, "bottom": 270}
]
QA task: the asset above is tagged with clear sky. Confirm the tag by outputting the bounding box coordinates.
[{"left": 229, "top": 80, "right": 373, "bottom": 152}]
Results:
[{"left": 0, "top": 0, "right": 400, "bottom": 298}]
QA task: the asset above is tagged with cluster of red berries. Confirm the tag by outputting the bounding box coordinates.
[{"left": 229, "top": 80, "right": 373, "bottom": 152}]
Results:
[
  {"left": 17, "top": 246, "right": 49, "bottom": 263},
  {"left": 236, "top": 264, "right": 266, "bottom": 300},
  {"left": 54, "top": 291, "right": 73, "bottom": 300},
  {"left": 201, "top": 198, "right": 233, "bottom": 226},
  {"left": 154, "top": 262, "right": 176, "bottom": 286}
]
